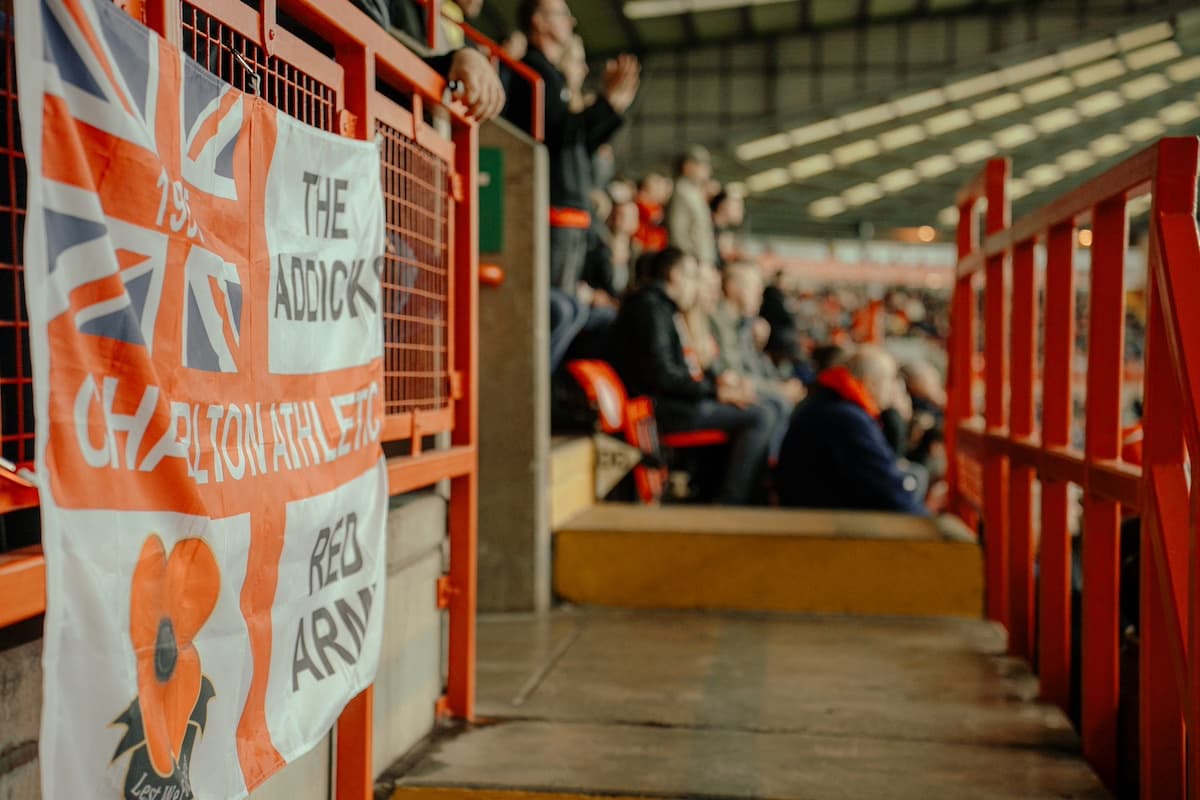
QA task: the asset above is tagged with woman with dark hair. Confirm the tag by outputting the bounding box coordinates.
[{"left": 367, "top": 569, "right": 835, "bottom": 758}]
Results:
[{"left": 610, "top": 247, "right": 775, "bottom": 504}]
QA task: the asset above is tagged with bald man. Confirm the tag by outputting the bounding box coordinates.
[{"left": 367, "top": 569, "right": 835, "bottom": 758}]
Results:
[{"left": 775, "top": 346, "right": 927, "bottom": 514}]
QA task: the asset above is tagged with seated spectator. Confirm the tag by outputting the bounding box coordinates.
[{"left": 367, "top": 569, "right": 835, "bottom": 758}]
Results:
[
  {"left": 711, "top": 263, "right": 805, "bottom": 457},
  {"left": 684, "top": 263, "right": 723, "bottom": 373},
  {"left": 900, "top": 361, "right": 947, "bottom": 473},
  {"left": 776, "top": 346, "right": 928, "bottom": 514},
  {"left": 667, "top": 147, "right": 716, "bottom": 267},
  {"left": 611, "top": 248, "right": 773, "bottom": 505}
]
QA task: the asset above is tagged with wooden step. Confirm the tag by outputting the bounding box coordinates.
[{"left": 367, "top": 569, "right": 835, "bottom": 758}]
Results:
[{"left": 554, "top": 504, "right": 982, "bottom": 618}]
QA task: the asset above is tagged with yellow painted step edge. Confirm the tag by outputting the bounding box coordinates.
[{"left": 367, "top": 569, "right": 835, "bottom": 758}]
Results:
[
  {"left": 393, "top": 790, "right": 655, "bottom": 800},
  {"left": 554, "top": 530, "right": 983, "bottom": 618}
]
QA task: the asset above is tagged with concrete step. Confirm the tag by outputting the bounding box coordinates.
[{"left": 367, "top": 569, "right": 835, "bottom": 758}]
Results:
[
  {"left": 553, "top": 504, "right": 983, "bottom": 618},
  {"left": 549, "top": 437, "right": 596, "bottom": 529},
  {"left": 386, "top": 610, "right": 1107, "bottom": 800}
]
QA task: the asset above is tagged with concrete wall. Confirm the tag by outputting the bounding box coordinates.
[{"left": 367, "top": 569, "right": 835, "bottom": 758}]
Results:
[
  {"left": 476, "top": 119, "right": 552, "bottom": 614},
  {"left": 0, "top": 490, "right": 447, "bottom": 798}
]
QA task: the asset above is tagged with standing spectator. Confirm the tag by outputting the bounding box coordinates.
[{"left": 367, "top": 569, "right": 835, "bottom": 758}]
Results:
[
  {"left": 503, "top": 0, "right": 640, "bottom": 293},
  {"left": 634, "top": 172, "right": 672, "bottom": 252},
  {"left": 667, "top": 146, "right": 717, "bottom": 267},
  {"left": 611, "top": 248, "right": 773, "bottom": 505},
  {"left": 710, "top": 188, "right": 745, "bottom": 268},
  {"left": 776, "top": 346, "right": 928, "bottom": 514}
]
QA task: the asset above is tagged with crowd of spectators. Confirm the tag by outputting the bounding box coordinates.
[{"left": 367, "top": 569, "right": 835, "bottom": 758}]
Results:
[{"left": 349, "top": 0, "right": 953, "bottom": 514}]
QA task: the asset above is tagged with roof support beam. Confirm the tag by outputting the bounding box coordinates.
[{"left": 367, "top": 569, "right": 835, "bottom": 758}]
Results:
[
  {"left": 681, "top": 11, "right": 700, "bottom": 43},
  {"left": 607, "top": 0, "right": 645, "bottom": 54},
  {"left": 797, "top": 0, "right": 813, "bottom": 33},
  {"left": 739, "top": 5, "right": 755, "bottom": 40}
]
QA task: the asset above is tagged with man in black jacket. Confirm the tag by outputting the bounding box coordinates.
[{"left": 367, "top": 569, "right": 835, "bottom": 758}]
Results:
[
  {"left": 776, "top": 347, "right": 927, "bottom": 514},
  {"left": 612, "top": 248, "right": 773, "bottom": 505},
  {"left": 503, "top": 0, "right": 639, "bottom": 292}
]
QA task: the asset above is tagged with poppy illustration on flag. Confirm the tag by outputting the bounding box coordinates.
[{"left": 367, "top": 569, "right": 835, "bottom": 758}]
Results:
[{"left": 16, "top": 1, "right": 389, "bottom": 797}]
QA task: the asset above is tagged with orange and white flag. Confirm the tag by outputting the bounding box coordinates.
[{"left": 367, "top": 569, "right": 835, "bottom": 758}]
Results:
[{"left": 17, "top": 1, "right": 388, "bottom": 796}]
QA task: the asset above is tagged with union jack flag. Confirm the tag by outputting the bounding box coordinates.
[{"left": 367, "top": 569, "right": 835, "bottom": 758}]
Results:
[{"left": 39, "top": 0, "right": 246, "bottom": 372}]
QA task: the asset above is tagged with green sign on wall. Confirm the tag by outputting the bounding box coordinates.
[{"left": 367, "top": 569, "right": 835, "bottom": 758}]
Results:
[{"left": 479, "top": 147, "right": 504, "bottom": 254}]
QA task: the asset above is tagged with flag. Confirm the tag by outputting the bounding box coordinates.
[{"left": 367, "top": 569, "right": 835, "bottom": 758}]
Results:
[{"left": 16, "top": 1, "right": 389, "bottom": 796}]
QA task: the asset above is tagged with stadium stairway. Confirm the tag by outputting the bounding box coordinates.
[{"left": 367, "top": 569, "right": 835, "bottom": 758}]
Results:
[{"left": 376, "top": 437, "right": 1108, "bottom": 799}]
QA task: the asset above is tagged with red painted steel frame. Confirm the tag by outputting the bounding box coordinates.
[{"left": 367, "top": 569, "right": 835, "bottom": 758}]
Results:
[
  {"left": 0, "top": 2, "right": 482, "bottom": 798},
  {"left": 945, "top": 138, "right": 1200, "bottom": 796},
  {"left": 415, "top": 0, "right": 546, "bottom": 142}
]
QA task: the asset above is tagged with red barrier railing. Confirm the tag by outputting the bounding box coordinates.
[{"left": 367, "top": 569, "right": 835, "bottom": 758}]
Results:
[
  {"left": 945, "top": 137, "right": 1199, "bottom": 796},
  {"left": 415, "top": 0, "right": 545, "bottom": 142},
  {"left": 0, "top": 0, "right": 481, "bottom": 796}
]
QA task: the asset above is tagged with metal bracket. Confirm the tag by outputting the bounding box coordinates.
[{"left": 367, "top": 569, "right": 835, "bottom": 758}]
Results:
[
  {"left": 436, "top": 575, "right": 458, "bottom": 609},
  {"left": 260, "top": 0, "right": 278, "bottom": 58},
  {"left": 450, "top": 174, "right": 465, "bottom": 204}
]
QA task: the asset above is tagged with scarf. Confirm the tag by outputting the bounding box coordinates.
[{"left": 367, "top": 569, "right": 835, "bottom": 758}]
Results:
[{"left": 818, "top": 366, "right": 880, "bottom": 419}]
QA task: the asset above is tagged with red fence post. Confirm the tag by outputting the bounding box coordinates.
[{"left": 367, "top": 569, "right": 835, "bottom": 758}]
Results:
[
  {"left": 945, "top": 200, "right": 979, "bottom": 516},
  {"left": 1080, "top": 195, "right": 1127, "bottom": 791},
  {"left": 446, "top": 121, "right": 478, "bottom": 720},
  {"left": 1139, "top": 220, "right": 1186, "bottom": 798},
  {"left": 1008, "top": 239, "right": 1036, "bottom": 659},
  {"left": 982, "top": 159, "right": 1011, "bottom": 627},
  {"left": 1038, "top": 221, "right": 1076, "bottom": 712}
]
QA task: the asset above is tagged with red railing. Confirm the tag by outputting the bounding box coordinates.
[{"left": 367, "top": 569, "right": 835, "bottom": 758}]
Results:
[
  {"left": 415, "top": 0, "right": 545, "bottom": 142},
  {"left": 0, "top": 0, "right": 481, "bottom": 797},
  {"left": 945, "top": 137, "right": 1199, "bottom": 796}
]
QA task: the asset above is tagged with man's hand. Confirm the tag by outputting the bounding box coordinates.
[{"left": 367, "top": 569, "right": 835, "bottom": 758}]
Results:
[
  {"left": 448, "top": 48, "right": 506, "bottom": 122},
  {"left": 779, "top": 377, "right": 806, "bottom": 405},
  {"left": 603, "top": 54, "right": 640, "bottom": 114}
]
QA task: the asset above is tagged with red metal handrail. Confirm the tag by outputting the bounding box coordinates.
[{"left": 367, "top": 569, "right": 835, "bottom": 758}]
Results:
[
  {"left": 945, "top": 137, "right": 1200, "bottom": 796},
  {"left": 415, "top": 0, "right": 545, "bottom": 142}
]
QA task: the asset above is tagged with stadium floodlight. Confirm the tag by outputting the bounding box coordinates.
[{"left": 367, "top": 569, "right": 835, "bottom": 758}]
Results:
[
  {"left": 745, "top": 168, "right": 790, "bottom": 194},
  {"left": 1026, "top": 164, "right": 1066, "bottom": 188},
  {"left": 971, "top": 93, "right": 1022, "bottom": 120},
  {"left": 1059, "top": 39, "right": 1118, "bottom": 69},
  {"left": 1032, "top": 107, "right": 1080, "bottom": 134},
  {"left": 1072, "top": 58, "right": 1126, "bottom": 88},
  {"left": 893, "top": 89, "right": 946, "bottom": 116},
  {"left": 623, "top": 0, "right": 791, "bottom": 20},
  {"left": 1090, "top": 133, "right": 1130, "bottom": 158},
  {"left": 878, "top": 169, "right": 920, "bottom": 193},
  {"left": 1076, "top": 90, "right": 1124, "bottom": 118},
  {"left": 1120, "top": 73, "right": 1170, "bottom": 101},
  {"left": 809, "top": 196, "right": 847, "bottom": 218},
  {"left": 839, "top": 103, "right": 896, "bottom": 132},
  {"left": 789, "top": 119, "right": 843, "bottom": 147},
  {"left": 842, "top": 182, "right": 885, "bottom": 207},
  {"left": 952, "top": 139, "right": 998, "bottom": 164},
  {"left": 1159, "top": 100, "right": 1200, "bottom": 126},
  {"left": 914, "top": 154, "right": 956, "bottom": 179},
  {"left": 1117, "top": 22, "right": 1174, "bottom": 51},
  {"left": 925, "top": 109, "right": 972, "bottom": 136},
  {"left": 1057, "top": 149, "right": 1096, "bottom": 173},
  {"left": 1002, "top": 56, "right": 1060, "bottom": 85},
  {"left": 992, "top": 124, "right": 1038, "bottom": 149},
  {"left": 1125, "top": 40, "right": 1182, "bottom": 71},
  {"left": 1021, "top": 76, "right": 1074, "bottom": 105},
  {"left": 1167, "top": 57, "right": 1200, "bottom": 82},
  {"left": 1122, "top": 118, "right": 1166, "bottom": 142},
  {"left": 945, "top": 73, "right": 1002, "bottom": 101},
  {"left": 832, "top": 139, "right": 881, "bottom": 165},
  {"left": 735, "top": 133, "right": 791, "bottom": 162},
  {"left": 789, "top": 154, "right": 835, "bottom": 180},
  {"left": 878, "top": 124, "right": 927, "bottom": 151}
]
